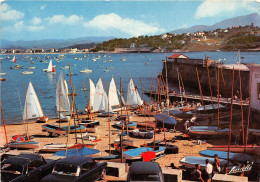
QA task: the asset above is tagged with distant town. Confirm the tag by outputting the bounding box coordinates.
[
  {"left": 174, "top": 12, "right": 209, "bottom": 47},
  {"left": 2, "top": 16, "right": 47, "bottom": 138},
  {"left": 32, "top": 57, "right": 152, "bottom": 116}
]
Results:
[{"left": 1, "top": 24, "right": 260, "bottom": 54}]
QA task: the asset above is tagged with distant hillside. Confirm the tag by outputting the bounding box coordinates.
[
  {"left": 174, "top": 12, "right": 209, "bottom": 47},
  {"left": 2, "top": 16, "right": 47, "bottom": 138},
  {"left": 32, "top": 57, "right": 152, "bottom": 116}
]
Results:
[
  {"left": 1, "top": 36, "right": 114, "bottom": 50},
  {"left": 62, "top": 43, "right": 97, "bottom": 50},
  {"left": 170, "top": 13, "right": 260, "bottom": 34}
]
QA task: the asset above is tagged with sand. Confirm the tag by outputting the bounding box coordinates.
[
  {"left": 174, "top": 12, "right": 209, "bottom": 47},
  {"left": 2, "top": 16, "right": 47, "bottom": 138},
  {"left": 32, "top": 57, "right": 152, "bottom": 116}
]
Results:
[{"left": 0, "top": 111, "right": 213, "bottom": 169}]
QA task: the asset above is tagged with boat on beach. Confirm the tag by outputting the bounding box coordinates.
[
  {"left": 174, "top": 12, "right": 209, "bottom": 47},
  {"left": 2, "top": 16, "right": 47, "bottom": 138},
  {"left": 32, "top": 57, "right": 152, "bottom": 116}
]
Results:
[
  {"left": 39, "top": 143, "right": 74, "bottom": 153},
  {"left": 199, "top": 149, "right": 256, "bottom": 163},
  {"left": 155, "top": 114, "right": 177, "bottom": 127},
  {"left": 207, "top": 145, "right": 260, "bottom": 155},
  {"left": 180, "top": 156, "right": 241, "bottom": 171},
  {"left": 62, "top": 125, "right": 86, "bottom": 133},
  {"left": 129, "top": 129, "right": 154, "bottom": 139},
  {"left": 114, "top": 121, "right": 137, "bottom": 130},
  {"left": 42, "top": 124, "right": 68, "bottom": 136},
  {"left": 123, "top": 146, "right": 166, "bottom": 160},
  {"left": 188, "top": 126, "right": 230, "bottom": 137},
  {"left": 7, "top": 141, "right": 40, "bottom": 149}
]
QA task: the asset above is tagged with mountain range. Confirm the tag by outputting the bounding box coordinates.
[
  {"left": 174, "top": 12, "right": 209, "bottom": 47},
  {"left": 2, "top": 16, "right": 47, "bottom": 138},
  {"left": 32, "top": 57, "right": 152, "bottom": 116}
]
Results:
[
  {"left": 1, "top": 36, "right": 114, "bottom": 50},
  {"left": 169, "top": 13, "right": 260, "bottom": 34},
  {"left": 1, "top": 13, "right": 259, "bottom": 50}
]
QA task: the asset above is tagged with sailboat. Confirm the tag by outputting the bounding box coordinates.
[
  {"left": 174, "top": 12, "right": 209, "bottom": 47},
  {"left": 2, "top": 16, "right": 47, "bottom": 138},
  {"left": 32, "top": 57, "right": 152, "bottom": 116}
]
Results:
[
  {"left": 89, "top": 78, "right": 95, "bottom": 109},
  {"left": 10, "top": 56, "right": 16, "bottom": 63},
  {"left": 56, "top": 71, "right": 71, "bottom": 122},
  {"left": 93, "top": 78, "right": 112, "bottom": 113},
  {"left": 126, "top": 78, "right": 143, "bottom": 107},
  {"left": 22, "top": 60, "right": 33, "bottom": 75},
  {"left": 43, "top": 60, "right": 56, "bottom": 73},
  {"left": 109, "top": 77, "right": 124, "bottom": 112},
  {"left": 7, "top": 82, "right": 40, "bottom": 149},
  {"left": 23, "top": 81, "right": 48, "bottom": 123}
]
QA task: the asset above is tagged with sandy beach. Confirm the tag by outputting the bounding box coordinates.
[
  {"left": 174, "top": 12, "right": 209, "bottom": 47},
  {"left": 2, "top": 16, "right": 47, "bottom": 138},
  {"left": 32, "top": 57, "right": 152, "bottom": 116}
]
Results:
[{"left": 0, "top": 111, "right": 212, "bottom": 168}]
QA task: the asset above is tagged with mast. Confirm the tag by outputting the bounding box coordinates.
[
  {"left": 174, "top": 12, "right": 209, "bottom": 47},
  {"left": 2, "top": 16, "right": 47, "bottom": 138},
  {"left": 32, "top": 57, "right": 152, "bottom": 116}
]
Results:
[
  {"left": 119, "top": 76, "right": 124, "bottom": 163},
  {"left": 153, "top": 77, "right": 160, "bottom": 151},
  {"left": 217, "top": 66, "right": 220, "bottom": 129},
  {"left": 0, "top": 99, "right": 8, "bottom": 146},
  {"left": 81, "top": 80, "right": 89, "bottom": 105},
  {"left": 140, "top": 75, "right": 144, "bottom": 100},
  {"left": 239, "top": 70, "right": 244, "bottom": 144},
  {"left": 245, "top": 63, "right": 254, "bottom": 149},
  {"left": 206, "top": 58, "right": 214, "bottom": 105},
  {"left": 107, "top": 80, "right": 111, "bottom": 155},
  {"left": 25, "top": 83, "right": 30, "bottom": 141},
  {"left": 196, "top": 67, "right": 204, "bottom": 106},
  {"left": 227, "top": 67, "right": 235, "bottom": 165}
]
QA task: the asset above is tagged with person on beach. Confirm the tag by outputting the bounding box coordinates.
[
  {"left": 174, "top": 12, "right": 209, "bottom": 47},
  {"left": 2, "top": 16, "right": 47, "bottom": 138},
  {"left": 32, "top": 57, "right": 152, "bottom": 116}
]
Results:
[
  {"left": 213, "top": 154, "right": 221, "bottom": 173},
  {"left": 205, "top": 159, "right": 213, "bottom": 182},
  {"left": 191, "top": 164, "right": 204, "bottom": 182}
]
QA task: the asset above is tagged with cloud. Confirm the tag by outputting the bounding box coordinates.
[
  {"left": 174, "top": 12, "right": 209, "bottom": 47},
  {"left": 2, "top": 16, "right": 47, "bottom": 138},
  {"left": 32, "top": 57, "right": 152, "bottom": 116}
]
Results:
[
  {"left": 40, "top": 5, "right": 46, "bottom": 10},
  {"left": 28, "top": 25, "right": 44, "bottom": 31},
  {"left": 14, "top": 21, "right": 24, "bottom": 31},
  {"left": 195, "top": 0, "right": 258, "bottom": 19},
  {"left": 1, "top": 3, "right": 24, "bottom": 21},
  {"left": 46, "top": 15, "right": 83, "bottom": 25},
  {"left": 31, "top": 17, "right": 41, "bottom": 25},
  {"left": 83, "top": 13, "right": 162, "bottom": 36}
]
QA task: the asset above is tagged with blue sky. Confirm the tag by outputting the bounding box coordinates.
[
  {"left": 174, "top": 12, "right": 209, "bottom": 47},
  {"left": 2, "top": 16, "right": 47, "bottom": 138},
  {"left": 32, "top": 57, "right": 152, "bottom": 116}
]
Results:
[{"left": 1, "top": 0, "right": 259, "bottom": 41}]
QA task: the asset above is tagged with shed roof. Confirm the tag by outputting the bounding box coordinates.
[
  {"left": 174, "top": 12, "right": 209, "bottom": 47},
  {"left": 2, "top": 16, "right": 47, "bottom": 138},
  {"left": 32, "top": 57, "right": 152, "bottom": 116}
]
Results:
[{"left": 168, "top": 54, "right": 189, "bottom": 59}]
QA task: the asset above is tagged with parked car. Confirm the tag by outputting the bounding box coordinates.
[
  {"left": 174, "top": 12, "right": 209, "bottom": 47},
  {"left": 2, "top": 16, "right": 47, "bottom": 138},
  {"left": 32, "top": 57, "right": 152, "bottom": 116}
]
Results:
[
  {"left": 1, "top": 153, "right": 55, "bottom": 182},
  {"left": 127, "top": 161, "right": 165, "bottom": 182},
  {"left": 40, "top": 156, "right": 107, "bottom": 182}
]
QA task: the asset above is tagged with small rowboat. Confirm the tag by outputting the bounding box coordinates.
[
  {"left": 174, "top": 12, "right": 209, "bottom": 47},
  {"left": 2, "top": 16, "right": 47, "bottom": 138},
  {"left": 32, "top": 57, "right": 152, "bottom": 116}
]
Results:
[
  {"left": 188, "top": 126, "right": 230, "bottom": 137},
  {"left": 39, "top": 143, "right": 73, "bottom": 153},
  {"left": 0, "top": 78, "right": 6, "bottom": 81},
  {"left": 78, "top": 120, "right": 100, "bottom": 126},
  {"left": 135, "top": 121, "right": 156, "bottom": 128},
  {"left": 62, "top": 125, "right": 86, "bottom": 133},
  {"left": 42, "top": 124, "right": 68, "bottom": 136},
  {"left": 7, "top": 141, "right": 40, "bottom": 149},
  {"left": 207, "top": 145, "right": 260, "bottom": 155},
  {"left": 114, "top": 121, "right": 137, "bottom": 130},
  {"left": 129, "top": 129, "right": 154, "bottom": 139}
]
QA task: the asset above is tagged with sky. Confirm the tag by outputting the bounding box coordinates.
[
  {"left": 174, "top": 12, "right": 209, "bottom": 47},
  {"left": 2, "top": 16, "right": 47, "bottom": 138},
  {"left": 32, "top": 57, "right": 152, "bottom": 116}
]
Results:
[{"left": 1, "top": 0, "right": 260, "bottom": 41}]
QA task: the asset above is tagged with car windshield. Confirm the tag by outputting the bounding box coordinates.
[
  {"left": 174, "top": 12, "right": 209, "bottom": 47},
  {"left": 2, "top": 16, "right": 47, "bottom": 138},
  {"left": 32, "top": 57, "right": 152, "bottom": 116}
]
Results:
[
  {"left": 1, "top": 163, "right": 23, "bottom": 175},
  {"left": 130, "top": 174, "right": 160, "bottom": 181},
  {"left": 52, "top": 164, "right": 78, "bottom": 176}
]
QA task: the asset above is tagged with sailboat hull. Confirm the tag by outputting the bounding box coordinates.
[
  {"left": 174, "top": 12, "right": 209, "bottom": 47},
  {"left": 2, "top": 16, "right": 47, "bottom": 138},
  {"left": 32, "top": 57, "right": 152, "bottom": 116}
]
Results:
[
  {"left": 207, "top": 145, "right": 260, "bottom": 155},
  {"left": 42, "top": 124, "right": 68, "bottom": 135},
  {"left": 7, "top": 141, "right": 39, "bottom": 149}
]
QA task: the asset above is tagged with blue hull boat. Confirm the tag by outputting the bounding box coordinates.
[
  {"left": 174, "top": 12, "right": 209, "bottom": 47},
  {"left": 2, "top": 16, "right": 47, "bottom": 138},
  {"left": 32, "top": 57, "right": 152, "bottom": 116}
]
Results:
[
  {"left": 188, "top": 126, "right": 230, "bottom": 137},
  {"left": 62, "top": 125, "right": 86, "bottom": 133},
  {"left": 154, "top": 114, "right": 177, "bottom": 126},
  {"left": 180, "top": 156, "right": 241, "bottom": 171},
  {"left": 123, "top": 146, "right": 166, "bottom": 160},
  {"left": 199, "top": 150, "right": 255, "bottom": 163},
  {"left": 7, "top": 141, "right": 40, "bottom": 149},
  {"left": 54, "top": 147, "right": 101, "bottom": 157}
]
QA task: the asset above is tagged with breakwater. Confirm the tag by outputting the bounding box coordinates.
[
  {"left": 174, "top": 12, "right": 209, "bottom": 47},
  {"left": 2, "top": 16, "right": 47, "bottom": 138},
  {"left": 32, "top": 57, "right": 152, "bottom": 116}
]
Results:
[{"left": 162, "top": 57, "right": 250, "bottom": 99}]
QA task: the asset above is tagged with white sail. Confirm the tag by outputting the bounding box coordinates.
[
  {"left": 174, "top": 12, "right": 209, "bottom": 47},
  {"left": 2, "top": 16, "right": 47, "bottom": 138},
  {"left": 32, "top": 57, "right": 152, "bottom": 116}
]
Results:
[
  {"left": 56, "top": 71, "right": 71, "bottom": 116},
  {"left": 126, "top": 78, "right": 143, "bottom": 106},
  {"left": 23, "top": 81, "right": 44, "bottom": 120},
  {"left": 109, "top": 77, "right": 120, "bottom": 107},
  {"left": 47, "top": 60, "right": 53, "bottom": 72},
  {"left": 117, "top": 90, "right": 126, "bottom": 106},
  {"left": 89, "top": 78, "right": 95, "bottom": 108},
  {"left": 93, "top": 78, "right": 112, "bottom": 112},
  {"left": 10, "top": 56, "right": 16, "bottom": 63}
]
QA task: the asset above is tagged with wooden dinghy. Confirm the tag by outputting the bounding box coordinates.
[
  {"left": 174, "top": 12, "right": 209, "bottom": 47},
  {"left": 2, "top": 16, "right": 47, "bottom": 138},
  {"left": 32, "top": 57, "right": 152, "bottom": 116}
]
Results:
[
  {"left": 42, "top": 124, "right": 68, "bottom": 136},
  {"left": 39, "top": 143, "right": 73, "bottom": 153},
  {"left": 62, "top": 125, "right": 86, "bottom": 133},
  {"left": 129, "top": 129, "right": 154, "bottom": 139},
  {"left": 249, "top": 129, "right": 260, "bottom": 137},
  {"left": 7, "top": 141, "right": 40, "bottom": 149},
  {"left": 188, "top": 126, "right": 230, "bottom": 137},
  {"left": 114, "top": 121, "right": 137, "bottom": 130},
  {"left": 207, "top": 145, "right": 260, "bottom": 155},
  {"left": 135, "top": 121, "right": 156, "bottom": 128},
  {"left": 78, "top": 120, "right": 100, "bottom": 126},
  {"left": 85, "top": 124, "right": 98, "bottom": 133},
  {"left": 114, "top": 138, "right": 135, "bottom": 147}
]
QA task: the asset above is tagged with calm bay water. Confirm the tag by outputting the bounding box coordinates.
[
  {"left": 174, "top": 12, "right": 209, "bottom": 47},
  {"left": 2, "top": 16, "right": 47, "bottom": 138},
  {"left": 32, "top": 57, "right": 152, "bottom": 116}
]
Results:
[{"left": 0, "top": 51, "right": 260, "bottom": 124}]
